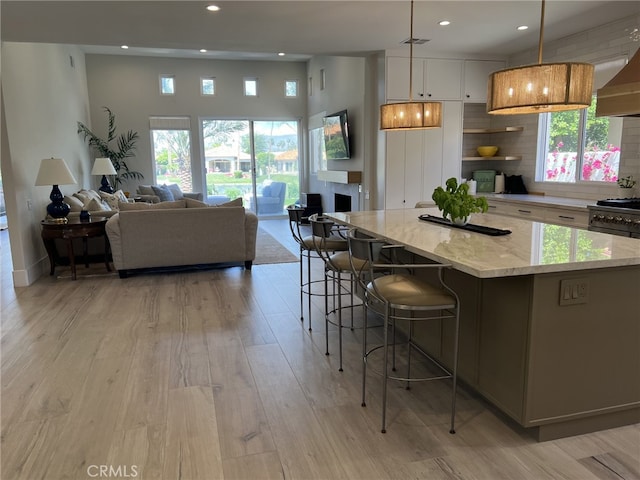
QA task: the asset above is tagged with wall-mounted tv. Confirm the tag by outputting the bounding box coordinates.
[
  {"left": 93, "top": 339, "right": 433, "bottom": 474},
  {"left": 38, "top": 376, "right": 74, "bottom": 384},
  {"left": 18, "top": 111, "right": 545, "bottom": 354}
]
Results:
[{"left": 322, "top": 110, "right": 351, "bottom": 160}]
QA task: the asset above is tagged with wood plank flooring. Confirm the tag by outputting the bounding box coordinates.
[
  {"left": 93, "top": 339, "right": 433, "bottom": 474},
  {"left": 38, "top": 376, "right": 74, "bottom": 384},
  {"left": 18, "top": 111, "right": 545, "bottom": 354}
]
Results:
[{"left": 1, "top": 223, "right": 639, "bottom": 480}]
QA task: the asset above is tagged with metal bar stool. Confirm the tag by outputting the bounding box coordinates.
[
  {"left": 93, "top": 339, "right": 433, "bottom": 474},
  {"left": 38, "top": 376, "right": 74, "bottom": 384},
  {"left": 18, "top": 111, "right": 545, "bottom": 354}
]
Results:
[
  {"left": 348, "top": 229, "right": 461, "bottom": 434},
  {"left": 287, "top": 206, "right": 347, "bottom": 331},
  {"left": 308, "top": 214, "right": 364, "bottom": 371}
]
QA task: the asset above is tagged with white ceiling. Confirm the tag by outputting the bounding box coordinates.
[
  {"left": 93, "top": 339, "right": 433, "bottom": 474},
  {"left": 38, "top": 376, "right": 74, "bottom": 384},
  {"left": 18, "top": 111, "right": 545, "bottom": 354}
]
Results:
[{"left": 1, "top": 1, "right": 639, "bottom": 61}]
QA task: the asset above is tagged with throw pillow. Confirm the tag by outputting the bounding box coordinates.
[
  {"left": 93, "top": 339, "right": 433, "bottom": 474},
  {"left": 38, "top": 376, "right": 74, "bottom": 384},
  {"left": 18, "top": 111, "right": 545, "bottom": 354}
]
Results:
[
  {"left": 137, "top": 185, "right": 155, "bottom": 196},
  {"left": 64, "top": 195, "right": 85, "bottom": 212},
  {"left": 83, "top": 197, "right": 111, "bottom": 212},
  {"left": 99, "top": 189, "right": 128, "bottom": 210},
  {"left": 166, "top": 183, "right": 184, "bottom": 199},
  {"left": 151, "top": 185, "right": 175, "bottom": 202},
  {"left": 215, "top": 198, "right": 243, "bottom": 207},
  {"left": 185, "top": 198, "right": 209, "bottom": 208}
]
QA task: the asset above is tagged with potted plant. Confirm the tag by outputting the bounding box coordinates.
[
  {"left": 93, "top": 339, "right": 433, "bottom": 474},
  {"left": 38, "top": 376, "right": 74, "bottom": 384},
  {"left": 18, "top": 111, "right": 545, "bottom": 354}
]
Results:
[
  {"left": 77, "top": 107, "right": 144, "bottom": 189},
  {"left": 432, "top": 177, "right": 489, "bottom": 225}
]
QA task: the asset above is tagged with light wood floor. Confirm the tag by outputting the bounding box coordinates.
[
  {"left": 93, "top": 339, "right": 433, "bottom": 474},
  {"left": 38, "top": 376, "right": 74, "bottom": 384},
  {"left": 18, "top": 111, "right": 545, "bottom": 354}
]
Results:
[{"left": 1, "top": 221, "right": 639, "bottom": 480}]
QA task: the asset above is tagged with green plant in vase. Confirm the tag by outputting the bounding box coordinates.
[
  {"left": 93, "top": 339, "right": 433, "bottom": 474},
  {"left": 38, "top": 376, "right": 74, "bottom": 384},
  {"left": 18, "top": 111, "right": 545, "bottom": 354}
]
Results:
[
  {"left": 77, "top": 107, "right": 143, "bottom": 189},
  {"left": 432, "top": 177, "right": 489, "bottom": 225}
]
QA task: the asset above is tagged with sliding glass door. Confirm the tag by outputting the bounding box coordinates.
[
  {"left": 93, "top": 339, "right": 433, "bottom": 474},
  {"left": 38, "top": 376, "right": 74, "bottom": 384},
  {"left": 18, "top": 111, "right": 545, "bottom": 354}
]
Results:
[{"left": 201, "top": 119, "right": 300, "bottom": 217}]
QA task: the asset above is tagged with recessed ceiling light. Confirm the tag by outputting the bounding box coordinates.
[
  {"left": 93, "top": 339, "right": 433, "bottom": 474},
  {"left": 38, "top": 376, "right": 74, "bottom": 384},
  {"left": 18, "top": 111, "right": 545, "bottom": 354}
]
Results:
[
  {"left": 206, "top": 5, "right": 220, "bottom": 12},
  {"left": 121, "top": 45, "right": 129, "bottom": 49},
  {"left": 200, "top": 49, "right": 207, "bottom": 53},
  {"left": 517, "top": 25, "right": 529, "bottom": 31},
  {"left": 278, "top": 52, "right": 285, "bottom": 56},
  {"left": 438, "top": 20, "right": 451, "bottom": 26}
]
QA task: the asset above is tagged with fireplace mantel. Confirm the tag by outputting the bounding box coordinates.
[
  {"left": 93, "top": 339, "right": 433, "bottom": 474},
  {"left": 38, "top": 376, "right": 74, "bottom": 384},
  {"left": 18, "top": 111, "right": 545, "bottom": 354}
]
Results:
[{"left": 317, "top": 170, "right": 362, "bottom": 184}]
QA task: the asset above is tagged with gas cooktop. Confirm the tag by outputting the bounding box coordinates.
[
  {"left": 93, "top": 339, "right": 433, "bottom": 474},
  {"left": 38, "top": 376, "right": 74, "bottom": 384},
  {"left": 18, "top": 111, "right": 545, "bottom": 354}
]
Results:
[{"left": 595, "top": 198, "right": 640, "bottom": 210}]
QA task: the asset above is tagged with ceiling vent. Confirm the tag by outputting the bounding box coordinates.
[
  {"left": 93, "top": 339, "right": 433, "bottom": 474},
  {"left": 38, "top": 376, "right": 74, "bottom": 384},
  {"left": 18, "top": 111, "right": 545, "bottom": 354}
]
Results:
[{"left": 401, "top": 37, "right": 430, "bottom": 45}]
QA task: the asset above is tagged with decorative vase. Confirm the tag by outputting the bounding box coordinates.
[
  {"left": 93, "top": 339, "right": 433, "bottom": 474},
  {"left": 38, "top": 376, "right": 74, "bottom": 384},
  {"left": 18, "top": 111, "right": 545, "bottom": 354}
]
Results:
[
  {"left": 79, "top": 210, "right": 91, "bottom": 222},
  {"left": 449, "top": 215, "right": 470, "bottom": 226},
  {"left": 618, "top": 187, "right": 634, "bottom": 199}
]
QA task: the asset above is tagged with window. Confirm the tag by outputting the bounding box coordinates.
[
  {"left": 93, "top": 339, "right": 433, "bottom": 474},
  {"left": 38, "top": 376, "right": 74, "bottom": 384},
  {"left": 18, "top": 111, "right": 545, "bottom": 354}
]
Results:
[
  {"left": 244, "top": 78, "right": 258, "bottom": 96},
  {"left": 201, "top": 77, "right": 216, "bottom": 96},
  {"left": 160, "top": 75, "right": 175, "bottom": 95},
  {"left": 537, "top": 57, "right": 626, "bottom": 184},
  {"left": 150, "top": 116, "right": 193, "bottom": 192},
  {"left": 285, "top": 80, "right": 298, "bottom": 97}
]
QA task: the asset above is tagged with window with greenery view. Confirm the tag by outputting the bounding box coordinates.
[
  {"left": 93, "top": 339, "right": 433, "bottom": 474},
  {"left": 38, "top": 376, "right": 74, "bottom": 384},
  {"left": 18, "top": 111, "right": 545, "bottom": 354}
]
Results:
[
  {"left": 150, "top": 116, "right": 192, "bottom": 192},
  {"left": 538, "top": 95, "right": 623, "bottom": 183}
]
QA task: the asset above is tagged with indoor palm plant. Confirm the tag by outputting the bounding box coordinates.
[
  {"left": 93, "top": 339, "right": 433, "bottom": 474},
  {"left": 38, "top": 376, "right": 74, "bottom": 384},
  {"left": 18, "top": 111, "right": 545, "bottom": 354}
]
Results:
[
  {"left": 77, "top": 107, "right": 143, "bottom": 189},
  {"left": 432, "top": 177, "right": 489, "bottom": 225}
]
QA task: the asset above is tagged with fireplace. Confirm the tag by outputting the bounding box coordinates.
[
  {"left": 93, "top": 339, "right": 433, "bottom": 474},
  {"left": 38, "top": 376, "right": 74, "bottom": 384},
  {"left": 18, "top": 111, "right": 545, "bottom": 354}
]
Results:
[{"left": 334, "top": 193, "right": 352, "bottom": 212}]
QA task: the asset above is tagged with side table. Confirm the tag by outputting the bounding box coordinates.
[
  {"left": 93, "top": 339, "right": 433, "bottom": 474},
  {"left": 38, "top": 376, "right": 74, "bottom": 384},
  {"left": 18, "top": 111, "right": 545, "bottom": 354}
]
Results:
[{"left": 41, "top": 217, "right": 111, "bottom": 280}]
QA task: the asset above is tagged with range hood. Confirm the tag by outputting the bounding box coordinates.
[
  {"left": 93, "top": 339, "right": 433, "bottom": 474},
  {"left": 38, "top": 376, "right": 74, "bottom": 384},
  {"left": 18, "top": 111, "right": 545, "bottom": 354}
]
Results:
[{"left": 596, "top": 49, "right": 640, "bottom": 117}]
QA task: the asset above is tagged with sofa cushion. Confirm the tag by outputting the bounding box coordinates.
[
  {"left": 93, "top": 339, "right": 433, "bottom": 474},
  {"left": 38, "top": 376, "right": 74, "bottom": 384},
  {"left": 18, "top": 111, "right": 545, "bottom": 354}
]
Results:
[
  {"left": 84, "top": 197, "right": 112, "bottom": 212},
  {"left": 185, "top": 198, "right": 209, "bottom": 208},
  {"left": 119, "top": 199, "right": 186, "bottom": 211},
  {"left": 99, "top": 189, "right": 128, "bottom": 210},
  {"left": 64, "top": 195, "right": 85, "bottom": 212},
  {"left": 216, "top": 198, "right": 243, "bottom": 207},
  {"left": 137, "top": 185, "right": 155, "bottom": 196},
  {"left": 166, "top": 183, "right": 184, "bottom": 199},
  {"left": 151, "top": 185, "right": 175, "bottom": 202},
  {"left": 262, "top": 185, "right": 272, "bottom": 196},
  {"left": 74, "top": 189, "right": 102, "bottom": 204}
]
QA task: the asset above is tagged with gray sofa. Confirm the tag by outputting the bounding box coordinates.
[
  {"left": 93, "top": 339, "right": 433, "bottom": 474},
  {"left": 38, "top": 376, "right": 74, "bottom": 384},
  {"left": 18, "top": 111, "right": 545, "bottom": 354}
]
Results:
[{"left": 105, "top": 199, "right": 258, "bottom": 277}]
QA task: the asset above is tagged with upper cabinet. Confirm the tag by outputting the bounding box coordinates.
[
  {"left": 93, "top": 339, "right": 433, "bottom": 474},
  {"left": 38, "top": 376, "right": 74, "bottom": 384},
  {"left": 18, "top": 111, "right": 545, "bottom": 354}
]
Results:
[
  {"left": 386, "top": 57, "right": 463, "bottom": 101},
  {"left": 463, "top": 60, "right": 505, "bottom": 103}
]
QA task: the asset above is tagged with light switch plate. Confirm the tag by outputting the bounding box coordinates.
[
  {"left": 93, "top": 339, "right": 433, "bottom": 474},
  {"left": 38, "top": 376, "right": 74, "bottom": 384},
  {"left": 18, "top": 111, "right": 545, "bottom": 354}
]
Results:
[{"left": 559, "top": 278, "right": 589, "bottom": 306}]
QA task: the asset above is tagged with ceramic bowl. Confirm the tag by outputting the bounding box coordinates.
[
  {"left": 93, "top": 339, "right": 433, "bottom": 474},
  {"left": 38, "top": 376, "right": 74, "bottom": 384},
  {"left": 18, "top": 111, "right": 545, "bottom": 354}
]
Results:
[{"left": 477, "top": 146, "right": 499, "bottom": 157}]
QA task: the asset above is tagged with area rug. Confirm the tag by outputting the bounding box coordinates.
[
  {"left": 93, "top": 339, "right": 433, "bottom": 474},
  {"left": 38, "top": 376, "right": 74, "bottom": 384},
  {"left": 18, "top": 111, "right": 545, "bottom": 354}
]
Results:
[{"left": 253, "top": 227, "right": 298, "bottom": 265}]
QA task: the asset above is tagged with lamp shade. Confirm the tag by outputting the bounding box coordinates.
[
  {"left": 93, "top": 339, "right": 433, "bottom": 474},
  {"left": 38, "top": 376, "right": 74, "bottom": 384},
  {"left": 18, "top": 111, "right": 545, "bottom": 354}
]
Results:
[
  {"left": 487, "top": 62, "right": 594, "bottom": 115},
  {"left": 380, "top": 102, "right": 443, "bottom": 130},
  {"left": 91, "top": 157, "right": 117, "bottom": 175},
  {"left": 35, "top": 157, "right": 77, "bottom": 186}
]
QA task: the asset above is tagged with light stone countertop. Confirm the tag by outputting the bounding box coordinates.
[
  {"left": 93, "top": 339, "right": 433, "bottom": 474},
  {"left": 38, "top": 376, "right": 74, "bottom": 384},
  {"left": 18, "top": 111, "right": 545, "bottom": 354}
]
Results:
[
  {"left": 483, "top": 194, "right": 597, "bottom": 211},
  {"left": 327, "top": 208, "right": 640, "bottom": 278}
]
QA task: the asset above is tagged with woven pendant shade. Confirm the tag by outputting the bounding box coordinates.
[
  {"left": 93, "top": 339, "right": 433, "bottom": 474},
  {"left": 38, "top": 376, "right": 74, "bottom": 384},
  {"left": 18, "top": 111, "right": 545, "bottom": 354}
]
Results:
[
  {"left": 487, "top": 0, "right": 593, "bottom": 115},
  {"left": 487, "top": 62, "right": 594, "bottom": 114},
  {"left": 380, "top": 0, "right": 442, "bottom": 130},
  {"left": 380, "top": 101, "right": 442, "bottom": 130}
]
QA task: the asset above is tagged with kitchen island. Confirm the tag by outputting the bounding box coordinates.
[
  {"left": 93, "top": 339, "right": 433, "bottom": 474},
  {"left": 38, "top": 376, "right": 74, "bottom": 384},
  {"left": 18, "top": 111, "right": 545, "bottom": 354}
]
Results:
[{"left": 327, "top": 208, "right": 640, "bottom": 440}]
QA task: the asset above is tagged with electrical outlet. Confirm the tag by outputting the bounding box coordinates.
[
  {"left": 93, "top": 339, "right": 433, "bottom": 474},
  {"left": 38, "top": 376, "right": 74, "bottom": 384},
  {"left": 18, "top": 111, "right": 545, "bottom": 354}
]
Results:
[
  {"left": 559, "top": 278, "right": 589, "bottom": 305},
  {"left": 27, "top": 199, "right": 33, "bottom": 211}
]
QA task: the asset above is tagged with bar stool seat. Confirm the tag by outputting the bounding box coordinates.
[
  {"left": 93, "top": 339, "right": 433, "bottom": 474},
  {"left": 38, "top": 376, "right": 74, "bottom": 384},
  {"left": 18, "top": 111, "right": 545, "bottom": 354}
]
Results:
[
  {"left": 348, "top": 229, "right": 461, "bottom": 434},
  {"left": 288, "top": 206, "right": 347, "bottom": 331}
]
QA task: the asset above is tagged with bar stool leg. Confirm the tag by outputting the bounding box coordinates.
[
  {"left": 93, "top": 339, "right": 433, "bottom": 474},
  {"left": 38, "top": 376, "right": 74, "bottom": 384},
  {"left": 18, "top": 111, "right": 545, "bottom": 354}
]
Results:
[
  {"left": 299, "top": 245, "right": 304, "bottom": 323},
  {"left": 361, "top": 302, "right": 368, "bottom": 408},
  {"left": 381, "top": 303, "right": 390, "bottom": 433}
]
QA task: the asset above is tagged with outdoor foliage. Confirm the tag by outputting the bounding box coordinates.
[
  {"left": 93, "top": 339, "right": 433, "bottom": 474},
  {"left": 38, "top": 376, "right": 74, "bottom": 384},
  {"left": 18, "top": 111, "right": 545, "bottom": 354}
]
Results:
[
  {"left": 545, "top": 98, "right": 619, "bottom": 183},
  {"left": 77, "top": 107, "right": 143, "bottom": 188}
]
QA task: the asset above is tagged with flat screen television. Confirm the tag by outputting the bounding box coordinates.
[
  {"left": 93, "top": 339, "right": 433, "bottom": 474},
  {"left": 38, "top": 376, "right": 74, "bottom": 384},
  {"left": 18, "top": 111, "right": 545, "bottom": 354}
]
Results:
[{"left": 322, "top": 110, "right": 351, "bottom": 160}]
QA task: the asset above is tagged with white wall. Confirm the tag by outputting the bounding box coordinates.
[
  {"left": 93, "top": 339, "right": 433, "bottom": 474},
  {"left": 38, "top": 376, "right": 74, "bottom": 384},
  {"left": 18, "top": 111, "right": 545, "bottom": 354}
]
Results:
[
  {"left": 307, "top": 55, "right": 366, "bottom": 212},
  {"left": 1, "top": 42, "right": 91, "bottom": 286},
  {"left": 84, "top": 55, "right": 308, "bottom": 195}
]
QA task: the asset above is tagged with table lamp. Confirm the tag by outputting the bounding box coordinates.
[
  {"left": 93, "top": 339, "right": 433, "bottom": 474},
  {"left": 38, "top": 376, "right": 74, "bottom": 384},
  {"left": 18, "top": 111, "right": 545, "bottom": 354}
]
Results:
[
  {"left": 91, "top": 157, "right": 117, "bottom": 193},
  {"left": 35, "top": 157, "right": 78, "bottom": 220}
]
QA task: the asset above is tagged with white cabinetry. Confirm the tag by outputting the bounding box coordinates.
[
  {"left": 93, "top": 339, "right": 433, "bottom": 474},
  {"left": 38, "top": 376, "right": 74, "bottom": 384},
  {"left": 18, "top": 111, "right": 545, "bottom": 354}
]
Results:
[
  {"left": 385, "top": 102, "right": 463, "bottom": 209},
  {"left": 488, "top": 199, "right": 589, "bottom": 228},
  {"left": 463, "top": 60, "right": 505, "bottom": 102},
  {"left": 386, "top": 57, "right": 463, "bottom": 101}
]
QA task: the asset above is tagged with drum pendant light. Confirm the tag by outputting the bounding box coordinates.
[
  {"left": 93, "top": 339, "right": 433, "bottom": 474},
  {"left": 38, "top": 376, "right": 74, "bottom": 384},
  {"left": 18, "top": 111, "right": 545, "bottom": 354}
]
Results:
[
  {"left": 487, "top": 0, "right": 594, "bottom": 115},
  {"left": 380, "top": 0, "right": 442, "bottom": 130}
]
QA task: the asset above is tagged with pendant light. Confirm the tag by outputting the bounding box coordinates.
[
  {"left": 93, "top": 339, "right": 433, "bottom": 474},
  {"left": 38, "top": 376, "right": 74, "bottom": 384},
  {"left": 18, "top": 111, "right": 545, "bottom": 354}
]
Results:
[
  {"left": 380, "top": 0, "right": 442, "bottom": 130},
  {"left": 487, "top": 0, "right": 594, "bottom": 115}
]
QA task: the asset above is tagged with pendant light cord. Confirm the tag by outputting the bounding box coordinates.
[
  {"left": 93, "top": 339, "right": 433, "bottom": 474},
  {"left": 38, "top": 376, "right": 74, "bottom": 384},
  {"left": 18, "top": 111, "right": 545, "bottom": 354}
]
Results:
[
  {"left": 537, "top": 0, "right": 545, "bottom": 65},
  {"left": 409, "top": 0, "right": 414, "bottom": 101}
]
